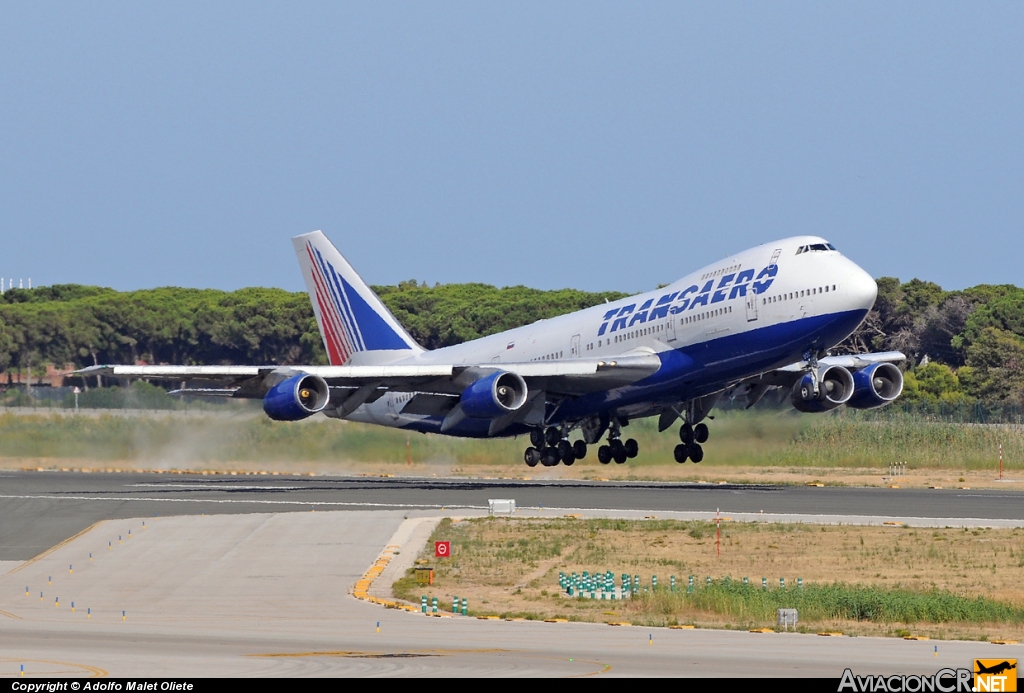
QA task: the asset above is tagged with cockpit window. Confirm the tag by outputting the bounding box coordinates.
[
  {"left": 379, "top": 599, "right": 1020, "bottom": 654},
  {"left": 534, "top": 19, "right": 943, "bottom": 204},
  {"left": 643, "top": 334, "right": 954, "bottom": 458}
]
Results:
[{"left": 796, "top": 242, "right": 837, "bottom": 255}]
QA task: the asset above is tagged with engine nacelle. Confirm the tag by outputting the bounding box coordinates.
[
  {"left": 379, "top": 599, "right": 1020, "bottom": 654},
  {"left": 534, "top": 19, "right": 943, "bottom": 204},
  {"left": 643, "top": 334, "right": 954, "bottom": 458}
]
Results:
[
  {"left": 263, "top": 374, "right": 330, "bottom": 421},
  {"left": 459, "top": 371, "right": 528, "bottom": 419},
  {"left": 846, "top": 362, "right": 904, "bottom": 409},
  {"left": 790, "top": 365, "right": 855, "bottom": 413}
]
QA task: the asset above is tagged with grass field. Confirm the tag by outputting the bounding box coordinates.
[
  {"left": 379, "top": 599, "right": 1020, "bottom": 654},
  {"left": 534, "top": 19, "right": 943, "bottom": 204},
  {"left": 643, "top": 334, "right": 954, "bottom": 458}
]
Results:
[
  {"left": 0, "top": 408, "right": 1020, "bottom": 483},
  {"left": 392, "top": 517, "right": 1024, "bottom": 640}
]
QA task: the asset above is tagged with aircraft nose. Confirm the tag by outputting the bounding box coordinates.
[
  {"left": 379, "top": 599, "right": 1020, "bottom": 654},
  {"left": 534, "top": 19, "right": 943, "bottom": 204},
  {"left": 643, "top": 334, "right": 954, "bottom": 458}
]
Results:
[{"left": 846, "top": 264, "right": 878, "bottom": 311}]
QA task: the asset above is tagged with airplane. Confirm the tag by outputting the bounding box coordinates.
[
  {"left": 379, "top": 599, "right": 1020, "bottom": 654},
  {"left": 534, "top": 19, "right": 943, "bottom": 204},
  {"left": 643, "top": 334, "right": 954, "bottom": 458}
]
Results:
[
  {"left": 80, "top": 231, "right": 906, "bottom": 467},
  {"left": 975, "top": 661, "right": 1016, "bottom": 676}
]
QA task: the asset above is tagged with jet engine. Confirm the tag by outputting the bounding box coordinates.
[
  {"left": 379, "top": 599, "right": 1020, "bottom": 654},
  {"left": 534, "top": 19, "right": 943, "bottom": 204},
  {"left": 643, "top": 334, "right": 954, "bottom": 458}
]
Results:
[
  {"left": 846, "top": 362, "right": 904, "bottom": 409},
  {"left": 790, "top": 365, "right": 855, "bottom": 413},
  {"left": 263, "top": 374, "right": 330, "bottom": 421},
  {"left": 459, "top": 371, "right": 528, "bottom": 419}
]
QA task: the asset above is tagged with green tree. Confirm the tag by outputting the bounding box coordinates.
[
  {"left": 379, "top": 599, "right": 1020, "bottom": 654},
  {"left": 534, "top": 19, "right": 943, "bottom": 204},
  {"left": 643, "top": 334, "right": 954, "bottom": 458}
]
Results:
[
  {"left": 959, "top": 327, "right": 1024, "bottom": 407},
  {"left": 901, "top": 362, "right": 970, "bottom": 405}
]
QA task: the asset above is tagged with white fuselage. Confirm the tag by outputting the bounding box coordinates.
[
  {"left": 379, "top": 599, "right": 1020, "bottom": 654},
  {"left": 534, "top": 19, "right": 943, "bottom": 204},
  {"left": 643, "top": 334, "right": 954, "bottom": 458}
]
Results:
[{"left": 347, "top": 235, "right": 877, "bottom": 433}]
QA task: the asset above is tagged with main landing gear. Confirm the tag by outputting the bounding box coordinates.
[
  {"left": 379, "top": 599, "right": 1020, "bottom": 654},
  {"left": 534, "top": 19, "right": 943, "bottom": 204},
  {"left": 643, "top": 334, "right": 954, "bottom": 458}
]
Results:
[
  {"left": 523, "top": 415, "right": 707, "bottom": 466},
  {"left": 524, "top": 427, "right": 588, "bottom": 468},
  {"left": 596, "top": 420, "right": 638, "bottom": 465},
  {"left": 673, "top": 422, "right": 709, "bottom": 463}
]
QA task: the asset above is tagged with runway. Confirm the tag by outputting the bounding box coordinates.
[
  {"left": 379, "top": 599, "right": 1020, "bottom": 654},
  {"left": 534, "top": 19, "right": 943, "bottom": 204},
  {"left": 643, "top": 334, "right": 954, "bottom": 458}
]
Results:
[
  {"left": 2, "top": 509, "right": 1020, "bottom": 677},
  {"left": 2, "top": 470, "right": 1024, "bottom": 560}
]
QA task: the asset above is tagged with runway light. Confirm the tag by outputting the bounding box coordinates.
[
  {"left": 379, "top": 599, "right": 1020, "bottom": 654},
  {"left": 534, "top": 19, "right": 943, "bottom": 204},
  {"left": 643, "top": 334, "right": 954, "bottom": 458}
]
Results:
[
  {"left": 20, "top": 664, "right": 24, "bottom": 676},
  {"left": 109, "top": 542, "right": 112, "bottom": 550},
  {"left": 55, "top": 597, "right": 59, "bottom": 607},
  {"left": 87, "top": 608, "right": 91, "bottom": 618},
  {"left": 122, "top": 610, "right": 126, "bottom": 621},
  {"left": 90, "top": 553, "right": 93, "bottom": 561},
  {"left": 71, "top": 602, "right": 75, "bottom": 612},
  {"left": 70, "top": 564, "right": 73, "bottom": 574},
  {"left": 649, "top": 633, "right": 653, "bottom": 646},
  {"left": 376, "top": 621, "right": 380, "bottom": 633},
  {"left": 40, "top": 592, "right": 43, "bottom": 601},
  {"left": 48, "top": 576, "right": 51, "bottom": 585}
]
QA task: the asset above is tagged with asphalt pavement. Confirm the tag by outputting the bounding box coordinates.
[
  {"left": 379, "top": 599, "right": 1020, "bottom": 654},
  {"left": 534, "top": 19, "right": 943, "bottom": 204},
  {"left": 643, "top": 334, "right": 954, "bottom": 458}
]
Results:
[{"left": 3, "top": 470, "right": 1023, "bottom": 560}]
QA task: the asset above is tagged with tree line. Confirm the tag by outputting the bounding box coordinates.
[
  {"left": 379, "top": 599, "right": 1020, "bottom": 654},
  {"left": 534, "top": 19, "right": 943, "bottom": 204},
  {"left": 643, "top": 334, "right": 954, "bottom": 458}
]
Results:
[
  {"left": 838, "top": 279, "right": 1024, "bottom": 409},
  {"left": 0, "top": 281, "right": 626, "bottom": 380},
  {"left": 1, "top": 277, "right": 1022, "bottom": 408}
]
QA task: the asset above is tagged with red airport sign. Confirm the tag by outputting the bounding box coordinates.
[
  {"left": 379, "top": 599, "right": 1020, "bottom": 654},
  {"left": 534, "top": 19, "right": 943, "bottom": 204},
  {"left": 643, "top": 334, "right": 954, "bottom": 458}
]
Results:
[{"left": 435, "top": 541, "right": 450, "bottom": 558}]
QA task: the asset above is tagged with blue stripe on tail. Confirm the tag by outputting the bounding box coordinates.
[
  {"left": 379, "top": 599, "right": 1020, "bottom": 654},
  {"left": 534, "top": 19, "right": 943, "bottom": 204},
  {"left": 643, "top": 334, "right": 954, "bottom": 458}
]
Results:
[{"left": 313, "top": 247, "right": 412, "bottom": 352}]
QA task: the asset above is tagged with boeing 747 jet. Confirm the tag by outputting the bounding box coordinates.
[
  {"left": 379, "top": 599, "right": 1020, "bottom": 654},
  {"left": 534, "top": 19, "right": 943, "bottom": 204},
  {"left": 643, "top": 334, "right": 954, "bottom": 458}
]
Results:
[{"left": 82, "top": 231, "right": 905, "bottom": 467}]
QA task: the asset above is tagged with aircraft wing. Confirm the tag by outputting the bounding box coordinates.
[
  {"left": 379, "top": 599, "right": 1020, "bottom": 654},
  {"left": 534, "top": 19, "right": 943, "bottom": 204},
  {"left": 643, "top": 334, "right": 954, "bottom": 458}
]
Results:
[
  {"left": 775, "top": 351, "right": 908, "bottom": 373},
  {"left": 725, "top": 351, "right": 907, "bottom": 406},
  {"left": 76, "top": 353, "right": 662, "bottom": 400}
]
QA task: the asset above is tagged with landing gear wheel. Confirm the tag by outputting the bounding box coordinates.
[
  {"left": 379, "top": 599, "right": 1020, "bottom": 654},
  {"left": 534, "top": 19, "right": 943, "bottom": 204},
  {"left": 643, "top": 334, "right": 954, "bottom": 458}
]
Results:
[
  {"left": 690, "top": 443, "right": 704, "bottom": 463},
  {"left": 573, "top": 440, "right": 587, "bottom": 460},
  {"left": 694, "top": 423, "right": 709, "bottom": 444},
  {"left": 673, "top": 444, "right": 689, "bottom": 464},
  {"left": 598, "top": 445, "right": 612, "bottom": 464},
  {"left": 610, "top": 439, "right": 627, "bottom": 464},
  {"left": 530, "top": 429, "right": 545, "bottom": 448},
  {"left": 524, "top": 447, "right": 541, "bottom": 467},
  {"left": 557, "top": 440, "right": 575, "bottom": 464},
  {"left": 679, "top": 423, "right": 694, "bottom": 445},
  {"left": 542, "top": 448, "right": 560, "bottom": 467},
  {"left": 544, "top": 427, "right": 561, "bottom": 447},
  {"left": 624, "top": 438, "right": 639, "bottom": 459}
]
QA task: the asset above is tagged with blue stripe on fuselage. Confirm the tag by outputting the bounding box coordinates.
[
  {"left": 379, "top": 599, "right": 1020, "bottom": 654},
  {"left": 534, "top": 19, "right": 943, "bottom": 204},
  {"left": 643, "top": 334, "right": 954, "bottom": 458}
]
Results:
[
  {"left": 396, "top": 308, "right": 869, "bottom": 438},
  {"left": 556, "top": 308, "right": 867, "bottom": 421}
]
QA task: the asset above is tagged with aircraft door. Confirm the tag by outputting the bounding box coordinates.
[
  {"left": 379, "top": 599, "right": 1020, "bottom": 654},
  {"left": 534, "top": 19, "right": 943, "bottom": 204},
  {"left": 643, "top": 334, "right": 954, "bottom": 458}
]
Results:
[
  {"left": 570, "top": 334, "right": 581, "bottom": 358},
  {"left": 666, "top": 315, "right": 677, "bottom": 342},
  {"left": 746, "top": 289, "right": 758, "bottom": 322},
  {"left": 747, "top": 248, "right": 781, "bottom": 323}
]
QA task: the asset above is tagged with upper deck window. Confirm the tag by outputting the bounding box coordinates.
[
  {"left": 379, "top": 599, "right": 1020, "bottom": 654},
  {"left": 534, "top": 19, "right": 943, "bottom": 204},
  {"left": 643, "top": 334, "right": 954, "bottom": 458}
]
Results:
[{"left": 796, "top": 242, "right": 837, "bottom": 255}]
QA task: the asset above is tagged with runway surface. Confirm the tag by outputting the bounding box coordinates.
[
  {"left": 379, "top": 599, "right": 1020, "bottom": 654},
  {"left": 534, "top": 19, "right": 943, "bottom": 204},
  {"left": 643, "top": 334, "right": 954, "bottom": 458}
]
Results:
[
  {"left": 2, "top": 509, "right": 1020, "bottom": 677},
  {"left": 4, "top": 470, "right": 1024, "bottom": 560}
]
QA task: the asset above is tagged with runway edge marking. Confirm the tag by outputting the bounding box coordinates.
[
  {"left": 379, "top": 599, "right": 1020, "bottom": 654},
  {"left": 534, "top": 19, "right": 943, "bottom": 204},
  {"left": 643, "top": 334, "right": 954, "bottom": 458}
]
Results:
[
  {"left": 352, "top": 516, "right": 443, "bottom": 612},
  {"left": 7, "top": 520, "right": 105, "bottom": 576}
]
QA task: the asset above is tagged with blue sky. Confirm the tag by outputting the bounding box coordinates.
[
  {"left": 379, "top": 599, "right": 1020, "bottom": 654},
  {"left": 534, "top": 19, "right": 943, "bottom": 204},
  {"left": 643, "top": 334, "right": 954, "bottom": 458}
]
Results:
[{"left": 1, "top": 2, "right": 1021, "bottom": 294}]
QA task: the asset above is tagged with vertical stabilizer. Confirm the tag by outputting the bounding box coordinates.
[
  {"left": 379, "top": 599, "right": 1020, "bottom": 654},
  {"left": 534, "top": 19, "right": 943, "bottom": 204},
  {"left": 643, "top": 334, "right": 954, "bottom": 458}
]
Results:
[{"left": 293, "top": 231, "right": 423, "bottom": 365}]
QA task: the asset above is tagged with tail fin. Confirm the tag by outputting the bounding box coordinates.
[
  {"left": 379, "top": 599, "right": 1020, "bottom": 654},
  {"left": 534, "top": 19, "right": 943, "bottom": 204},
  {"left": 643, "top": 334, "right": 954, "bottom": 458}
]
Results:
[{"left": 293, "top": 231, "right": 423, "bottom": 365}]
